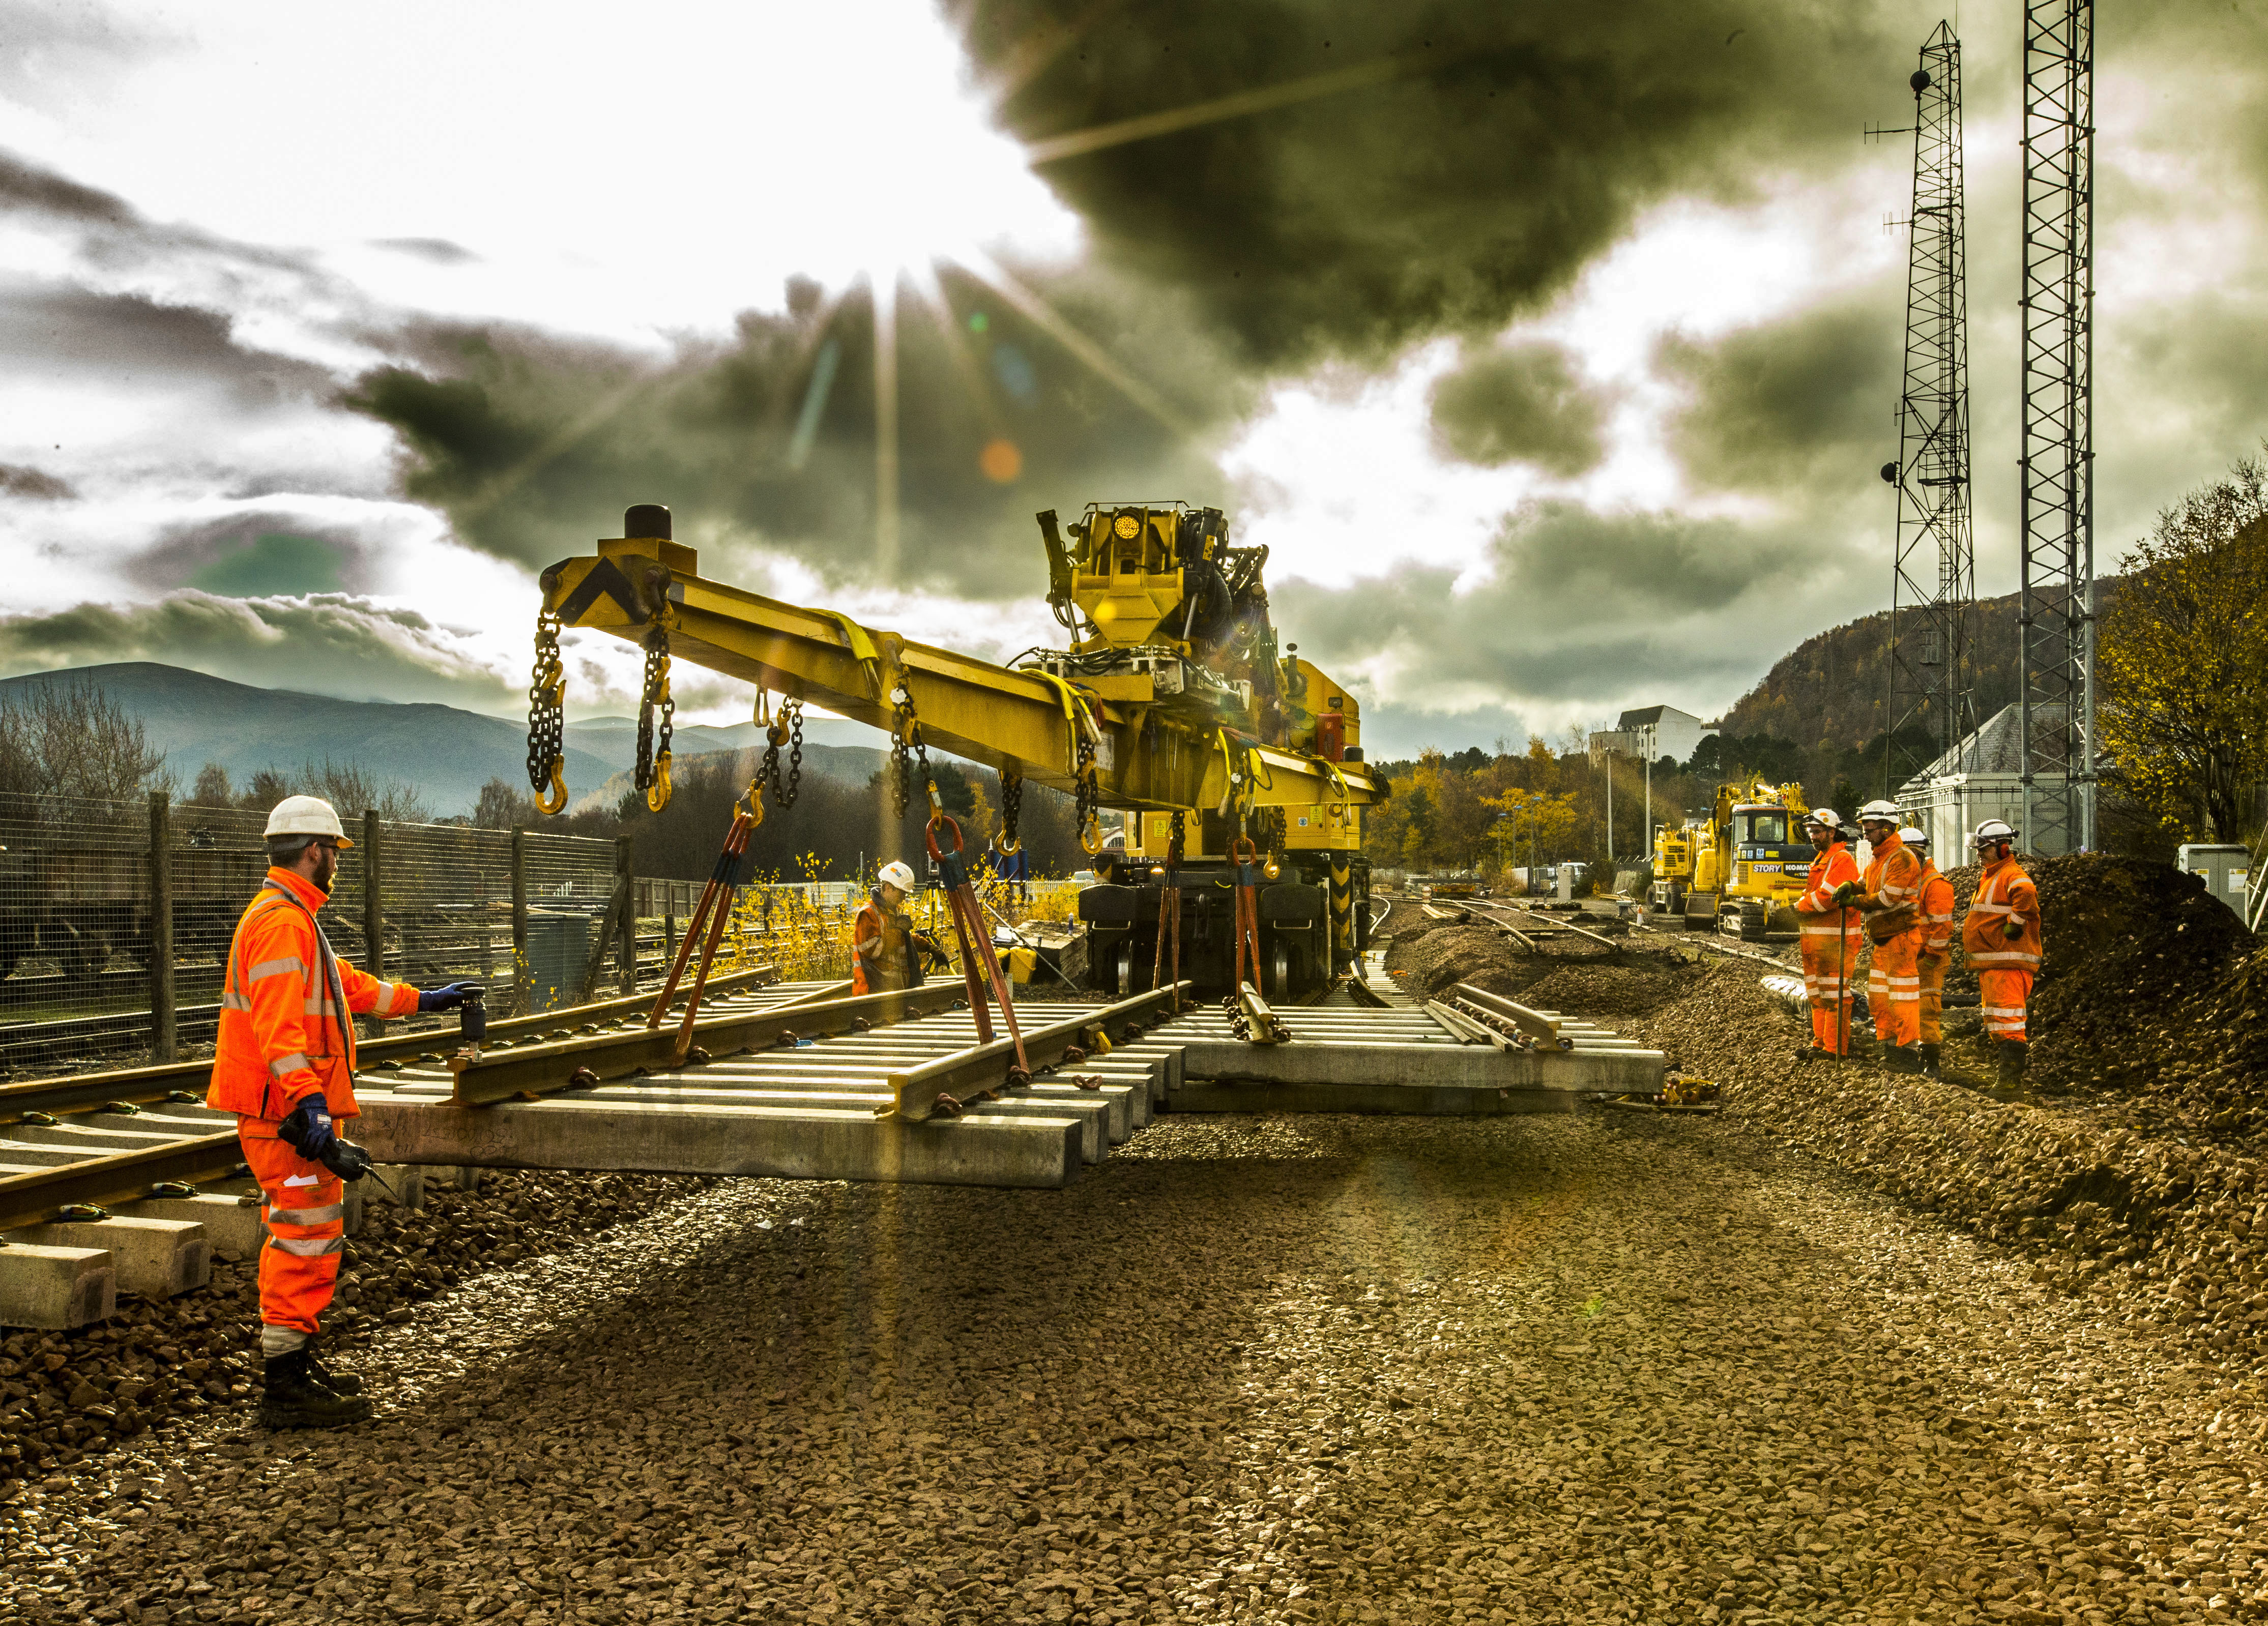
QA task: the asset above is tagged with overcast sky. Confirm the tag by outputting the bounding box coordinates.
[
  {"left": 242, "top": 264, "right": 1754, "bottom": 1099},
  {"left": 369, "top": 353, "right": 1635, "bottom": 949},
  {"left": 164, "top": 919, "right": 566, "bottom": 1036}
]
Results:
[{"left": 2, "top": 0, "right": 2263, "bottom": 764}]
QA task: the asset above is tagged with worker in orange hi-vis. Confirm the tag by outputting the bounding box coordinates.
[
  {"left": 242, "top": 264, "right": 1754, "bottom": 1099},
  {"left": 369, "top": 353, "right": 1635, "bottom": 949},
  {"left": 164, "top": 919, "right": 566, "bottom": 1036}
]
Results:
[
  {"left": 851, "top": 860, "right": 946, "bottom": 995},
  {"left": 1902, "top": 826, "right": 1958, "bottom": 1078},
  {"left": 1961, "top": 819, "right": 2042, "bottom": 1102},
  {"left": 207, "top": 796, "right": 484, "bottom": 1429},
  {"left": 1837, "top": 800, "right": 1927, "bottom": 1073},
  {"left": 1791, "top": 809, "right": 1863, "bottom": 1059}
]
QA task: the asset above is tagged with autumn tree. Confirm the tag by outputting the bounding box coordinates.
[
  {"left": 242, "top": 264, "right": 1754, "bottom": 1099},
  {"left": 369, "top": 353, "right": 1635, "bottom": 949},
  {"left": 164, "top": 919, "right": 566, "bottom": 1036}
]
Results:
[
  {"left": 2099, "top": 451, "right": 2268, "bottom": 841},
  {"left": 0, "top": 677, "right": 169, "bottom": 807}
]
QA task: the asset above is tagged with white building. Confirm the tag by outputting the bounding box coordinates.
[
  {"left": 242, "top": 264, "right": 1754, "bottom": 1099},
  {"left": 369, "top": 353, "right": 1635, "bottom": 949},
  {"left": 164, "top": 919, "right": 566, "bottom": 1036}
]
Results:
[
  {"left": 1896, "top": 702, "right": 2078, "bottom": 857},
  {"left": 1588, "top": 704, "right": 1715, "bottom": 767}
]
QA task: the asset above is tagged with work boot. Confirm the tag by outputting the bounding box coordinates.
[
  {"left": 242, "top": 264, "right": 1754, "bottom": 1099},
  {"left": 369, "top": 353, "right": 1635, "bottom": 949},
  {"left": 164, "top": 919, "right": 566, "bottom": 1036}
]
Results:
[
  {"left": 1988, "top": 1039, "right": 2030, "bottom": 1102},
  {"left": 1918, "top": 1042, "right": 1942, "bottom": 1079},
  {"left": 1882, "top": 1044, "right": 1923, "bottom": 1075},
  {"left": 304, "top": 1337, "right": 365, "bottom": 1397},
  {"left": 258, "top": 1349, "right": 372, "bottom": 1430}
]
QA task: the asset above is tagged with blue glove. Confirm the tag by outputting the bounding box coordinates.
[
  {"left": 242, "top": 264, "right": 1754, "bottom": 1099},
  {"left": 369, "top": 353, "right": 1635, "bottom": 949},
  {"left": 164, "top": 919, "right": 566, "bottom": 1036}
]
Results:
[
  {"left": 418, "top": 980, "right": 486, "bottom": 1013},
  {"left": 277, "top": 1093, "right": 339, "bottom": 1164}
]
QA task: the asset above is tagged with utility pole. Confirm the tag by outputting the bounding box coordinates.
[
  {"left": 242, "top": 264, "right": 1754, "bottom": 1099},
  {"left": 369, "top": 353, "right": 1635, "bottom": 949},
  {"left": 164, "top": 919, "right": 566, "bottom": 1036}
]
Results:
[
  {"left": 1880, "top": 21, "right": 1974, "bottom": 801},
  {"left": 2019, "top": 0, "right": 2096, "bottom": 852}
]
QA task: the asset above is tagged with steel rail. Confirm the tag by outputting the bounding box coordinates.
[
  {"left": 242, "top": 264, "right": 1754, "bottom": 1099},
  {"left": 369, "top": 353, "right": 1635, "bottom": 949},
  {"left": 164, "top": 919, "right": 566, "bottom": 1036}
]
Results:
[
  {"left": 0, "top": 965, "right": 783, "bottom": 1122},
  {"left": 448, "top": 980, "right": 964, "bottom": 1107},
  {"left": 882, "top": 983, "right": 1191, "bottom": 1122},
  {"left": 0, "top": 1128, "right": 244, "bottom": 1232}
]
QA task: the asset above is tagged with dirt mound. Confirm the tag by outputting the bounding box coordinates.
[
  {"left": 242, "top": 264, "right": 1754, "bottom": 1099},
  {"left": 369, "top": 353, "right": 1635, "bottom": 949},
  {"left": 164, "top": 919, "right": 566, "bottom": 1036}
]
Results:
[
  {"left": 1384, "top": 923, "right": 1545, "bottom": 1001},
  {"left": 1517, "top": 960, "right": 1697, "bottom": 1021}
]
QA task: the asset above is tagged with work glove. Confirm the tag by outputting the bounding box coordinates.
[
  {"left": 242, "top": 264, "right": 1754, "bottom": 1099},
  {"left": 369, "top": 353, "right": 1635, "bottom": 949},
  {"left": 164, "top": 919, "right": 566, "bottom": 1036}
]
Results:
[
  {"left": 277, "top": 1093, "right": 340, "bottom": 1166},
  {"left": 2003, "top": 917, "right": 2025, "bottom": 940},
  {"left": 418, "top": 980, "right": 486, "bottom": 1013}
]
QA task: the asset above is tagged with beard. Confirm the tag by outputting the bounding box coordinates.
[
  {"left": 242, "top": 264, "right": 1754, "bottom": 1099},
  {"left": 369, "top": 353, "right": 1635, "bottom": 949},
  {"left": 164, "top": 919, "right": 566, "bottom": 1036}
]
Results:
[{"left": 312, "top": 849, "right": 338, "bottom": 894}]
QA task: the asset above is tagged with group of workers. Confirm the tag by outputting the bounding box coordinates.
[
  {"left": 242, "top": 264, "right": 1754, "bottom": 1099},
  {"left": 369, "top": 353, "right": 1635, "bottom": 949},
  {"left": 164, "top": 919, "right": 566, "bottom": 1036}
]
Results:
[{"left": 1792, "top": 801, "right": 2040, "bottom": 1095}]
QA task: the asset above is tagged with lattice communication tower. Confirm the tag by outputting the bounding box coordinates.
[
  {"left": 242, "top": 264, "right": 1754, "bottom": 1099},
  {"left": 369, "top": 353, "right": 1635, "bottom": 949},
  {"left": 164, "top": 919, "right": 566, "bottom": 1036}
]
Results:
[
  {"left": 1882, "top": 21, "right": 1973, "bottom": 796},
  {"left": 2018, "top": 0, "right": 2095, "bottom": 853}
]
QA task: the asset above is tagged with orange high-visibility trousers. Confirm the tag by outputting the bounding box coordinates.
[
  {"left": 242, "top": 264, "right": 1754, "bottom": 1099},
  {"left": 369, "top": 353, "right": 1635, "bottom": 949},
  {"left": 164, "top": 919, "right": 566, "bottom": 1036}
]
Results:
[
  {"left": 1798, "top": 925, "right": 1860, "bottom": 1054},
  {"left": 240, "top": 1126, "right": 346, "bottom": 1336},
  {"left": 1916, "top": 951, "right": 1949, "bottom": 1045},
  {"left": 1868, "top": 928, "right": 1924, "bottom": 1049},
  {"left": 1979, "top": 967, "right": 2032, "bottom": 1042}
]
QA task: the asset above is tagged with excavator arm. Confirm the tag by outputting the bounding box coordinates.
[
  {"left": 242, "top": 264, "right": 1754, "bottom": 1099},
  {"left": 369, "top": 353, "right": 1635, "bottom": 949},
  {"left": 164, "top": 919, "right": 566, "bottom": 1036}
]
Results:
[{"left": 539, "top": 534, "right": 1382, "bottom": 817}]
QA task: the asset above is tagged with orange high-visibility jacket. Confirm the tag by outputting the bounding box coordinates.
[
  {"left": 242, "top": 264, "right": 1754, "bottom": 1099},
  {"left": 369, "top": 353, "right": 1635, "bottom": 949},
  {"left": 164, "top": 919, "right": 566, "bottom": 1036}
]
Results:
[
  {"left": 207, "top": 868, "right": 419, "bottom": 1127},
  {"left": 1917, "top": 863, "right": 1957, "bottom": 957},
  {"left": 1962, "top": 855, "right": 2042, "bottom": 970},
  {"left": 1858, "top": 832, "right": 1924, "bottom": 941},
  {"left": 1795, "top": 844, "right": 1862, "bottom": 920}
]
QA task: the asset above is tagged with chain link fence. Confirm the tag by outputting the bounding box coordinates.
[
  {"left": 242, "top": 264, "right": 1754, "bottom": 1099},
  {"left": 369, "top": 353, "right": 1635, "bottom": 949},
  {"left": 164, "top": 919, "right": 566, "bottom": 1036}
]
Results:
[{"left": 0, "top": 793, "right": 623, "bottom": 1072}]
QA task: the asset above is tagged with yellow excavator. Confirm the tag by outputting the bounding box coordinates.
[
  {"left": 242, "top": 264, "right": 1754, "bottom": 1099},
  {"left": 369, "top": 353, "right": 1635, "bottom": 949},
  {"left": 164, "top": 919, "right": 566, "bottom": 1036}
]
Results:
[
  {"left": 1649, "top": 775, "right": 1813, "bottom": 937},
  {"left": 528, "top": 501, "right": 1380, "bottom": 999}
]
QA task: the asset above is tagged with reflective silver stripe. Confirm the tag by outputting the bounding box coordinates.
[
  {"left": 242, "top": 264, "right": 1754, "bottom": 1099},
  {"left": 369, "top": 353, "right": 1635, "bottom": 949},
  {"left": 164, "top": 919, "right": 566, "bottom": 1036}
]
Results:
[
  {"left": 267, "top": 1203, "right": 345, "bottom": 1227},
  {"left": 221, "top": 993, "right": 253, "bottom": 1012},
  {"left": 248, "top": 956, "right": 308, "bottom": 983},
  {"left": 1969, "top": 950, "right": 2040, "bottom": 965},
  {"left": 269, "top": 1234, "right": 344, "bottom": 1258},
  {"left": 372, "top": 980, "right": 400, "bottom": 1009},
  {"left": 268, "top": 1052, "right": 312, "bottom": 1077},
  {"left": 1970, "top": 901, "right": 2014, "bottom": 914}
]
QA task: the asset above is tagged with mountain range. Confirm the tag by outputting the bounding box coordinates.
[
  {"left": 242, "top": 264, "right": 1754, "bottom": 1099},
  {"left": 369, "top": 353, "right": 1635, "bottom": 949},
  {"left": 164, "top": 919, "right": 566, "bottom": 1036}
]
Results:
[{"left": 0, "top": 663, "right": 880, "bottom": 816}]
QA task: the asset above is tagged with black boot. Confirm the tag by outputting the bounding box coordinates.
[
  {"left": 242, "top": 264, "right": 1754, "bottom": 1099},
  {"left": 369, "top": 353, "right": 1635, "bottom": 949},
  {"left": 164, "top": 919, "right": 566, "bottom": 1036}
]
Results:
[
  {"left": 304, "top": 1337, "right": 365, "bottom": 1397},
  {"left": 259, "top": 1349, "right": 372, "bottom": 1430},
  {"left": 1882, "top": 1044, "right": 1922, "bottom": 1074},
  {"left": 1919, "top": 1042, "right": 1941, "bottom": 1079},
  {"left": 1989, "top": 1039, "right": 2029, "bottom": 1101}
]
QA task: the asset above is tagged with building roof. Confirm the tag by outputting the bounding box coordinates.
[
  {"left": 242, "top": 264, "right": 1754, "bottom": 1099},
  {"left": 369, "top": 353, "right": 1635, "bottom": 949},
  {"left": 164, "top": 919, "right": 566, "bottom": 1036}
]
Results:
[
  {"left": 1614, "top": 704, "right": 1703, "bottom": 729},
  {"left": 1903, "top": 701, "right": 2069, "bottom": 784}
]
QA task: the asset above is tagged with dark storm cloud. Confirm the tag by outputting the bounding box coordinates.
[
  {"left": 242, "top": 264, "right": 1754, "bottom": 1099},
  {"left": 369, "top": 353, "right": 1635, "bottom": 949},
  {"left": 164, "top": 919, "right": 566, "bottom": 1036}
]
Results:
[
  {"left": 0, "top": 593, "right": 517, "bottom": 710},
  {"left": 345, "top": 263, "right": 1249, "bottom": 598},
  {"left": 963, "top": 0, "right": 1904, "bottom": 370},
  {"left": 1658, "top": 290, "right": 1903, "bottom": 495},
  {"left": 1271, "top": 501, "right": 1826, "bottom": 713},
  {"left": 0, "top": 149, "right": 138, "bottom": 228},
  {"left": 134, "top": 514, "right": 375, "bottom": 597},
  {"left": 371, "top": 237, "right": 480, "bottom": 264},
  {"left": 0, "top": 283, "right": 336, "bottom": 402},
  {"left": 0, "top": 464, "right": 76, "bottom": 500},
  {"left": 1428, "top": 340, "right": 1609, "bottom": 475}
]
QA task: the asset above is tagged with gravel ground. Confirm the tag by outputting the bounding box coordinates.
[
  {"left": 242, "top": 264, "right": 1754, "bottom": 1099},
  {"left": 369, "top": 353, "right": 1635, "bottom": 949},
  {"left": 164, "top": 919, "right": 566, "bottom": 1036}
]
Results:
[{"left": 9, "top": 1112, "right": 2267, "bottom": 1625}]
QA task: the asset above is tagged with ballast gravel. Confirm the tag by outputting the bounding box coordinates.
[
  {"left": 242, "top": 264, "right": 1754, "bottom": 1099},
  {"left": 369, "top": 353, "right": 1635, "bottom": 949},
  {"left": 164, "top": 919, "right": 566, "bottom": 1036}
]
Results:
[{"left": 8, "top": 1112, "right": 2265, "bottom": 1625}]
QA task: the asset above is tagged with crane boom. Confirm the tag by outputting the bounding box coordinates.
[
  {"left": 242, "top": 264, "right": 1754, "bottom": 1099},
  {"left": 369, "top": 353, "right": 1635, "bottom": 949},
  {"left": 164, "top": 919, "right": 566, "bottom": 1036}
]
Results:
[{"left": 538, "top": 529, "right": 1382, "bottom": 818}]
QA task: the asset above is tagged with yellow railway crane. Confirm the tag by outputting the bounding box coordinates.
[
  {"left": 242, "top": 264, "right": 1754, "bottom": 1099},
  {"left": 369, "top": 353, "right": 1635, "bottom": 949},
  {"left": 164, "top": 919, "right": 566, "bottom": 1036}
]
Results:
[
  {"left": 529, "top": 502, "right": 1383, "bottom": 999},
  {"left": 1649, "top": 774, "right": 1813, "bottom": 938}
]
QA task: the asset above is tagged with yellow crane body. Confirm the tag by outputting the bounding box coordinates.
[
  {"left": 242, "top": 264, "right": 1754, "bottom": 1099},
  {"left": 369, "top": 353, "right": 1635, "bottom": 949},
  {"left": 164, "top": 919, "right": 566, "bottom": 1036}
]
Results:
[{"left": 1649, "top": 776, "right": 1814, "bottom": 938}]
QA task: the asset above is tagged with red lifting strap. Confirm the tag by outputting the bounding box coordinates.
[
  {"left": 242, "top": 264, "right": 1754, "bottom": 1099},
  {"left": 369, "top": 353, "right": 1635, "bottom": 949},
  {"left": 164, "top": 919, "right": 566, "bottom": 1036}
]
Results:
[
  {"left": 926, "top": 813, "right": 1029, "bottom": 1076},
  {"left": 1230, "top": 835, "right": 1263, "bottom": 996},
  {"left": 650, "top": 807, "right": 757, "bottom": 1057}
]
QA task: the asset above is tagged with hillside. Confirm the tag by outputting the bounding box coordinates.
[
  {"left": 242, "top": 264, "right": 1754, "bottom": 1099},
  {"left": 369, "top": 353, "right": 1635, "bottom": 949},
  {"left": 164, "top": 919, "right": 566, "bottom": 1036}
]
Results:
[
  {"left": 0, "top": 662, "right": 612, "bottom": 816},
  {"left": 570, "top": 741, "right": 892, "bottom": 815},
  {"left": 1714, "top": 579, "right": 2124, "bottom": 750}
]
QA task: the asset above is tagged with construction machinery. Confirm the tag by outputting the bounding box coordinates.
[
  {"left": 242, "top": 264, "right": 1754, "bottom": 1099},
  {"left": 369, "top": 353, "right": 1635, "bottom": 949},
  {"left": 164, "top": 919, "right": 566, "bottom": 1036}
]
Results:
[
  {"left": 530, "top": 502, "right": 1379, "bottom": 1001},
  {"left": 1648, "top": 776, "right": 1814, "bottom": 937}
]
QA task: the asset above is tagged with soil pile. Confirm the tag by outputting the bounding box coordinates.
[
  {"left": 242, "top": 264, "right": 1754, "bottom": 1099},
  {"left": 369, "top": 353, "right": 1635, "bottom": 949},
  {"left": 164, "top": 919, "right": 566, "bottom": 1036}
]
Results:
[{"left": 1516, "top": 958, "right": 1699, "bottom": 1020}]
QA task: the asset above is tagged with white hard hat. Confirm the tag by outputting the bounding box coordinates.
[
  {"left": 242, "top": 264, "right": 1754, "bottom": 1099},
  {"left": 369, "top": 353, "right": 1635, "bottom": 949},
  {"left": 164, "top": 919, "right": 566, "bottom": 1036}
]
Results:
[
  {"left": 1858, "top": 799, "right": 1900, "bottom": 822},
  {"left": 1898, "top": 825, "right": 1927, "bottom": 846},
  {"left": 876, "top": 860, "right": 917, "bottom": 892},
  {"left": 1973, "top": 819, "right": 2017, "bottom": 846},
  {"left": 1803, "top": 808, "right": 1843, "bottom": 830},
  {"left": 264, "top": 795, "right": 353, "bottom": 847}
]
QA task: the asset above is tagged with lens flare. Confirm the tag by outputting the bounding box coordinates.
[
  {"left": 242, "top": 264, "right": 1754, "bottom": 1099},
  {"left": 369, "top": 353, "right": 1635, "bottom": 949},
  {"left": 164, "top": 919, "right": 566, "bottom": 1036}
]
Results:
[{"left": 979, "top": 438, "right": 1024, "bottom": 483}]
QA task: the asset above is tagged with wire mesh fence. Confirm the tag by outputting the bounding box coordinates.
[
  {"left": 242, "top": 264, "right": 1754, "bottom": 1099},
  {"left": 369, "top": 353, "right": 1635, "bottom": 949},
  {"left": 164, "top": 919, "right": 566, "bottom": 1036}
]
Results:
[
  {"left": 0, "top": 793, "right": 621, "bottom": 1071},
  {"left": 0, "top": 790, "right": 1097, "bottom": 1073}
]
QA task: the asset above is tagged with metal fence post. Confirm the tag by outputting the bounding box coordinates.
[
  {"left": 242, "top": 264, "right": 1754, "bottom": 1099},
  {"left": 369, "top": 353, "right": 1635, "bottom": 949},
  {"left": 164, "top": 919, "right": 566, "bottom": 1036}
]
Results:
[
  {"left": 362, "top": 810, "right": 384, "bottom": 979},
  {"left": 510, "top": 826, "right": 528, "bottom": 1016},
  {"left": 615, "top": 835, "right": 636, "bottom": 994},
  {"left": 148, "top": 790, "right": 176, "bottom": 1062}
]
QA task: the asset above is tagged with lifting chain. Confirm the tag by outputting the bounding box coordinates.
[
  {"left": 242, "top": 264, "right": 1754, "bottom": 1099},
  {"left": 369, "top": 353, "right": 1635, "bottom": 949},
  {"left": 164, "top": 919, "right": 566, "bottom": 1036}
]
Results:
[
  {"left": 997, "top": 772, "right": 1024, "bottom": 854},
  {"left": 634, "top": 622, "right": 675, "bottom": 812},
  {"left": 526, "top": 611, "right": 568, "bottom": 814},
  {"left": 889, "top": 676, "right": 936, "bottom": 822},
  {"left": 1074, "top": 729, "right": 1102, "bottom": 853},
  {"left": 761, "top": 697, "right": 805, "bottom": 811}
]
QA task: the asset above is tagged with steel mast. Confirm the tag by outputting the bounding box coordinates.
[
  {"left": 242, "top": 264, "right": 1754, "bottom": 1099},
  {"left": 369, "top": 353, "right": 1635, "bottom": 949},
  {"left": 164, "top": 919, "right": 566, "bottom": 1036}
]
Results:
[
  {"left": 1884, "top": 21, "right": 1973, "bottom": 797},
  {"left": 2018, "top": 0, "right": 2096, "bottom": 852}
]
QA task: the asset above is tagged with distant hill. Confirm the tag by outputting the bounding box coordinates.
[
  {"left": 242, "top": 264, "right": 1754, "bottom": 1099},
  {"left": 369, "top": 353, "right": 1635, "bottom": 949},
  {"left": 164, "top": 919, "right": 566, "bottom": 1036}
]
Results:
[
  {"left": 570, "top": 741, "right": 892, "bottom": 815},
  {"left": 560, "top": 712, "right": 878, "bottom": 773},
  {"left": 1714, "top": 579, "right": 2125, "bottom": 751},
  {"left": 0, "top": 662, "right": 613, "bottom": 816}
]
